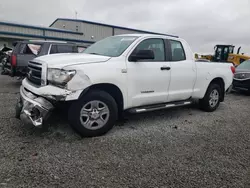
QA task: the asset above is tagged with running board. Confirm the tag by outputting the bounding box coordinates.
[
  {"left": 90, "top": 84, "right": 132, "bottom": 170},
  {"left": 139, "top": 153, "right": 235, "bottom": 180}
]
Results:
[{"left": 128, "top": 100, "right": 193, "bottom": 113}]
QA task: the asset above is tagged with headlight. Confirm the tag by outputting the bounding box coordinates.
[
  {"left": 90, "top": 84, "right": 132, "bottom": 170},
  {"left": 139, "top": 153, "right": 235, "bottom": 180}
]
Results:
[
  {"left": 228, "top": 56, "right": 234, "bottom": 60},
  {"left": 47, "top": 68, "right": 76, "bottom": 86}
]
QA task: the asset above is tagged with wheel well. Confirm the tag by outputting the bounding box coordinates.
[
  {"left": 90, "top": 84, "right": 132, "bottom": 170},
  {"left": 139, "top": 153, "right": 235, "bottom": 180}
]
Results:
[
  {"left": 210, "top": 78, "right": 225, "bottom": 102},
  {"left": 82, "top": 83, "right": 124, "bottom": 118}
]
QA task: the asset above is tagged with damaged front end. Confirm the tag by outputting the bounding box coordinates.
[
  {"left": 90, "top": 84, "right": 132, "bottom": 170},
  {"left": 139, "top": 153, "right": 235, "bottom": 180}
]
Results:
[{"left": 16, "top": 86, "right": 54, "bottom": 128}]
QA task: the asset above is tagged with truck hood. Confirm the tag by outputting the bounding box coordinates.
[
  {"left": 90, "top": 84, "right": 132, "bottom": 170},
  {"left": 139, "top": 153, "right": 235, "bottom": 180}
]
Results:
[{"left": 34, "top": 53, "right": 111, "bottom": 68}]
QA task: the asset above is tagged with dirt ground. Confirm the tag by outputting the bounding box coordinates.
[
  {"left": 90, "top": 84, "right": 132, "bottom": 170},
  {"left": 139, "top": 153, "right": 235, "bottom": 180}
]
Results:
[{"left": 0, "top": 74, "right": 250, "bottom": 188}]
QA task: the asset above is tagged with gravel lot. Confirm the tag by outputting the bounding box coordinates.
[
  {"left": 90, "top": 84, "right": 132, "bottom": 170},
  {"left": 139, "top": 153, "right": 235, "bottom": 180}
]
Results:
[{"left": 0, "top": 74, "right": 250, "bottom": 188}]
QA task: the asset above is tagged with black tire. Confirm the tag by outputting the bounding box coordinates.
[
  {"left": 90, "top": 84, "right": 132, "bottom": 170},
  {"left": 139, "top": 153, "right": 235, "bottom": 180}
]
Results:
[
  {"left": 15, "top": 98, "right": 22, "bottom": 119},
  {"left": 199, "top": 83, "right": 222, "bottom": 112},
  {"left": 245, "top": 89, "right": 250, "bottom": 96},
  {"left": 68, "top": 90, "right": 118, "bottom": 137}
]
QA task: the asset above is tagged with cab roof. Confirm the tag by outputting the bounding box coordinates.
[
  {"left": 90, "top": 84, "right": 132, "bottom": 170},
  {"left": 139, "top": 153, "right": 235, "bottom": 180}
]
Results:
[{"left": 116, "top": 33, "right": 179, "bottom": 40}]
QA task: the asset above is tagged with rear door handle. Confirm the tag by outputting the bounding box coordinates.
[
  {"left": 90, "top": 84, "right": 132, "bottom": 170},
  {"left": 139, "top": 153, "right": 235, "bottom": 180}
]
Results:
[{"left": 160, "top": 66, "right": 171, "bottom": 71}]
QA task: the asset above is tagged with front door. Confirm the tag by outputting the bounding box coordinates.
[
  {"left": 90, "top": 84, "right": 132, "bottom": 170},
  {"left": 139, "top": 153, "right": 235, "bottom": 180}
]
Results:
[{"left": 126, "top": 38, "right": 171, "bottom": 107}]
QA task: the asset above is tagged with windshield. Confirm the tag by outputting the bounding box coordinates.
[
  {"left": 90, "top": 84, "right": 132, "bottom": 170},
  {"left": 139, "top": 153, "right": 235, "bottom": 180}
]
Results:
[
  {"left": 237, "top": 60, "right": 250, "bottom": 70},
  {"left": 84, "top": 36, "right": 138, "bottom": 57}
]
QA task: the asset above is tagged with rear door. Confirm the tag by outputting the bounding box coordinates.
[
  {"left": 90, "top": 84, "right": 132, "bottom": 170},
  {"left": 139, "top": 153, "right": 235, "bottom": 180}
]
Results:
[
  {"left": 17, "top": 43, "right": 42, "bottom": 68},
  {"left": 167, "top": 39, "right": 196, "bottom": 102}
]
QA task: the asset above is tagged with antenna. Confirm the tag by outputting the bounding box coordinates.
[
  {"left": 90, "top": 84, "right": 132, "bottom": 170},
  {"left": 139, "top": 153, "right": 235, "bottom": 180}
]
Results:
[
  {"left": 75, "top": 11, "right": 78, "bottom": 19},
  {"left": 75, "top": 10, "right": 79, "bottom": 32}
]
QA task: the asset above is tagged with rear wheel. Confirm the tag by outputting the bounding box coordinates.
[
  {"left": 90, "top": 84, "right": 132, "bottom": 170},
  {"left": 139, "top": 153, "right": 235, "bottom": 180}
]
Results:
[
  {"left": 68, "top": 90, "right": 118, "bottom": 137},
  {"left": 199, "top": 83, "right": 222, "bottom": 112}
]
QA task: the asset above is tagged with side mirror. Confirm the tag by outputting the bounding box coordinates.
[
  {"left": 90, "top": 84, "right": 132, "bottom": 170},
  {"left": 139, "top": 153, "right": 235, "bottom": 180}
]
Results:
[{"left": 129, "top": 49, "right": 154, "bottom": 62}]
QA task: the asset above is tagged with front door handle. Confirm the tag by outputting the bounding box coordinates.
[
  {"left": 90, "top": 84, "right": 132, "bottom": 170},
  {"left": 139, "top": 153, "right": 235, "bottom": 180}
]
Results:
[{"left": 160, "top": 66, "right": 171, "bottom": 71}]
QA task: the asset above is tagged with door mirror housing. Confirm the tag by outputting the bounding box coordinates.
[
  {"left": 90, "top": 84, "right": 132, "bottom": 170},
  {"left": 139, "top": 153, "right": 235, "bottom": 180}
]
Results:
[{"left": 129, "top": 50, "right": 155, "bottom": 62}]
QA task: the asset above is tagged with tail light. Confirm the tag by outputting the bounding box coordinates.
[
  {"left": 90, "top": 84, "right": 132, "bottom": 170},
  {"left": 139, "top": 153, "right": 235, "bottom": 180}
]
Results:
[
  {"left": 231, "top": 66, "right": 235, "bottom": 74},
  {"left": 11, "top": 55, "right": 17, "bottom": 67}
]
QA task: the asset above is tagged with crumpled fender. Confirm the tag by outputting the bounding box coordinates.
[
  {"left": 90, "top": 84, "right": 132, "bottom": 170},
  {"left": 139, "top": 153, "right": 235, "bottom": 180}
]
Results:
[{"left": 64, "top": 69, "right": 92, "bottom": 101}]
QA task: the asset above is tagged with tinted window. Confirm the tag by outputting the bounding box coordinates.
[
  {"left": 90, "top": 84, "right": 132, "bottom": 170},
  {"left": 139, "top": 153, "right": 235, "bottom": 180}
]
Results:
[
  {"left": 49, "top": 45, "right": 76, "bottom": 54},
  {"left": 19, "top": 43, "right": 42, "bottom": 55},
  {"left": 57, "top": 45, "right": 74, "bottom": 53},
  {"left": 84, "top": 36, "right": 138, "bottom": 57},
  {"left": 229, "top": 46, "right": 234, "bottom": 53},
  {"left": 170, "top": 40, "right": 186, "bottom": 61},
  {"left": 237, "top": 60, "right": 250, "bottom": 70},
  {"left": 50, "top": 45, "right": 57, "bottom": 54},
  {"left": 132, "top": 38, "right": 165, "bottom": 61}
]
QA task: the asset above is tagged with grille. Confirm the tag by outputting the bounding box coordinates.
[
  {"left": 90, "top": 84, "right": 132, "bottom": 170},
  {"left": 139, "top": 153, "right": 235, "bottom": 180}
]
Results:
[
  {"left": 234, "top": 72, "right": 250, "bottom": 80},
  {"left": 27, "top": 61, "right": 42, "bottom": 86}
]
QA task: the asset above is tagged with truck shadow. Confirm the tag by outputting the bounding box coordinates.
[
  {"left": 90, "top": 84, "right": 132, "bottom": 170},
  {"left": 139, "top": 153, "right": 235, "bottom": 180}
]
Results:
[{"left": 39, "top": 102, "right": 200, "bottom": 139}]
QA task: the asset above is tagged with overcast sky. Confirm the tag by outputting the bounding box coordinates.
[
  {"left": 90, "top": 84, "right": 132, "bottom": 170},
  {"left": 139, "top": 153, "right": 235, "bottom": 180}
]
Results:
[{"left": 1, "top": 0, "right": 250, "bottom": 54}]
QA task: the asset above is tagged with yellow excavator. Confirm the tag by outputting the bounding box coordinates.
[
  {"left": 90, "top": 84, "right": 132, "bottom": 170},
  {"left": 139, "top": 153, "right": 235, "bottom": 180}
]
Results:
[{"left": 195, "top": 45, "right": 250, "bottom": 66}]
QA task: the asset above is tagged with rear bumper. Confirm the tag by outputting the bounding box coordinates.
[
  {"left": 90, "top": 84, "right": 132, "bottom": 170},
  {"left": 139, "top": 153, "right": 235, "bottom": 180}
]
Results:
[
  {"left": 16, "top": 86, "right": 54, "bottom": 127},
  {"left": 4, "top": 65, "right": 28, "bottom": 77}
]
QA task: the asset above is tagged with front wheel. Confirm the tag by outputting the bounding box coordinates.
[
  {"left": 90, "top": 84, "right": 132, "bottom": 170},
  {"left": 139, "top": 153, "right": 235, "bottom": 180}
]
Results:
[
  {"left": 199, "top": 83, "right": 222, "bottom": 112},
  {"left": 68, "top": 90, "right": 118, "bottom": 137}
]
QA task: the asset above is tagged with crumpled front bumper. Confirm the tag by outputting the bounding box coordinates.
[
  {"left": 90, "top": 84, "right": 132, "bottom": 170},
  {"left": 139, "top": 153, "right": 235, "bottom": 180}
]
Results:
[{"left": 16, "top": 86, "right": 54, "bottom": 127}]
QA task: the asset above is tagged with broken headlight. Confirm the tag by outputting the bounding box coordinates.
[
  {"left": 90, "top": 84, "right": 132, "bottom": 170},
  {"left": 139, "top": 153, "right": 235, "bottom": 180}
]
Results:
[{"left": 47, "top": 68, "right": 76, "bottom": 86}]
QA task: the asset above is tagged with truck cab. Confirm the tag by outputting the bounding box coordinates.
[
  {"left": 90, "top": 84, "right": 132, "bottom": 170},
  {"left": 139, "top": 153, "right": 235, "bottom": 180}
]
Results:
[{"left": 213, "top": 45, "right": 235, "bottom": 62}]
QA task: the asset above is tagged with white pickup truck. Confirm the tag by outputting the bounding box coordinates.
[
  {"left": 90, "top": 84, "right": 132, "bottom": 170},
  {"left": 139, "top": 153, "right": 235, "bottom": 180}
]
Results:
[{"left": 16, "top": 34, "right": 235, "bottom": 137}]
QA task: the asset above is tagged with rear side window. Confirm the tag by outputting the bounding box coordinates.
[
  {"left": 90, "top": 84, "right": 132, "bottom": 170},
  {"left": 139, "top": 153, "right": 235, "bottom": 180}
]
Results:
[
  {"left": 170, "top": 40, "right": 186, "bottom": 61},
  {"left": 57, "top": 45, "right": 74, "bottom": 53},
  {"left": 19, "top": 43, "right": 42, "bottom": 55},
  {"left": 50, "top": 45, "right": 57, "bottom": 54},
  {"left": 49, "top": 44, "right": 76, "bottom": 54}
]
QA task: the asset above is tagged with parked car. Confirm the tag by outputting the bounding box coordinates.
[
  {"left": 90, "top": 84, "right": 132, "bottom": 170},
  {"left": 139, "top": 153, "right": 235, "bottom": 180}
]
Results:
[
  {"left": 0, "top": 46, "right": 12, "bottom": 75},
  {"left": 16, "top": 34, "right": 234, "bottom": 137},
  {"left": 232, "top": 59, "right": 250, "bottom": 93},
  {"left": 5, "top": 40, "right": 87, "bottom": 77}
]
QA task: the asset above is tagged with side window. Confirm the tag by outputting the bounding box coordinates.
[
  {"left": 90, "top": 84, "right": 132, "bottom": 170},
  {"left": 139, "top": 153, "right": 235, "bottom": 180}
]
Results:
[
  {"left": 229, "top": 46, "right": 234, "bottom": 53},
  {"left": 170, "top": 40, "right": 186, "bottom": 61},
  {"left": 19, "top": 43, "right": 42, "bottom": 55},
  {"left": 57, "top": 45, "right": 74, "bottom": 53},
  {"left": 72, "top": 46, "right": 79, "bottom": 53},
  {"left": 132, "top": 38, "right": 165, "bottom": 61},
  {"left": 224, "top": 47, "right": 229, "bottom": 55},
  {"left": 77, "top": 46, "right": 86, "bottom": 53},
  {"left": 50, "top": 45, "right": 57, "bottom": 54}
]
